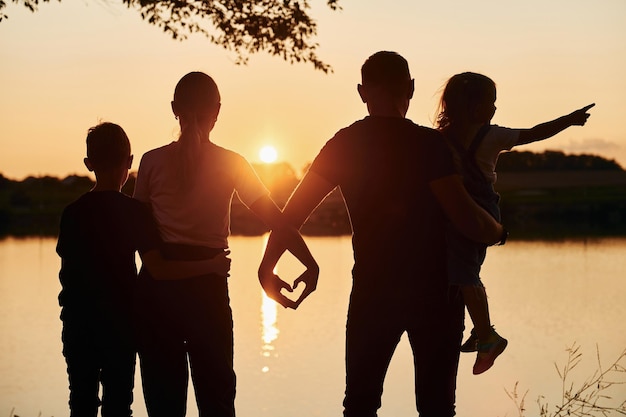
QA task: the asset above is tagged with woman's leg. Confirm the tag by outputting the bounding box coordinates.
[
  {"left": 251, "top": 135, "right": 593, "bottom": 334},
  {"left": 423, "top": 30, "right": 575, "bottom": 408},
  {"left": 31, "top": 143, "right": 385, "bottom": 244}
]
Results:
[
  {"left": 186, "top": 277, "right": 236, "bottom": 417},
  {"left": 136, "top": 278, "right": 190, "bottom": 417},
  {"left": 138, "top": 337, "right": 189, "bottom": 417}
]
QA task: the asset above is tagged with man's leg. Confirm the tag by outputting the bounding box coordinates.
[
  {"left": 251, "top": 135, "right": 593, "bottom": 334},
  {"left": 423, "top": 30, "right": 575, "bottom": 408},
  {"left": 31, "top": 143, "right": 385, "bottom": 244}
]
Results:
[
  {"left": 408, "top": 290, "right": 464, "bottom": 417},
  {"left": 343, "top": 298, "right": 404, "bottom": 417}
]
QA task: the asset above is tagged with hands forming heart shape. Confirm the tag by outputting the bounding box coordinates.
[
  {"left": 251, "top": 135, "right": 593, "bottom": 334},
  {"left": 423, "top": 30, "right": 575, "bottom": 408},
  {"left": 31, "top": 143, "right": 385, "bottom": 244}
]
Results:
[{"left": 259, "top": 268, "right": 319, "bottom": 310}]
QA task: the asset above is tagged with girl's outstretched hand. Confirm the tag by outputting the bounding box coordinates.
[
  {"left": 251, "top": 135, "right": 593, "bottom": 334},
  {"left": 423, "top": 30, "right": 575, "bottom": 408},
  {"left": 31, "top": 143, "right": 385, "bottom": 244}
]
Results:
[{"left": 569, "top": 103, "right": 595, "bottom": 126}]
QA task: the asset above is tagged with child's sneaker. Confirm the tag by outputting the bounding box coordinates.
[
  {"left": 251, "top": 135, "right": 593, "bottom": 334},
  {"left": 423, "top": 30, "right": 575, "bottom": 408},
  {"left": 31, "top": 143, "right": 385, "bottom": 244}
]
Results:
[
  {"left": 473, "top": 328, "right": 507, "bottom": 375},
  {"left": 460, "top": 328, "right": 478, "bottom": 352}
]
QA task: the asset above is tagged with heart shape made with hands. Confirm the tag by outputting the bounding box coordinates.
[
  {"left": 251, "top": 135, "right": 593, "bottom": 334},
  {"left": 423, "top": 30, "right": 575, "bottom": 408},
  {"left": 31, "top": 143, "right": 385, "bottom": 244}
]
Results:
[
  {"left": 268, "top": 270, "right": 317, "bottom": 310},
  {"left": 261, "top": 253, "right": 318, "bottom": 309},
  {"left": 279, "top": 278, "right": 307, "bottom": 303}
]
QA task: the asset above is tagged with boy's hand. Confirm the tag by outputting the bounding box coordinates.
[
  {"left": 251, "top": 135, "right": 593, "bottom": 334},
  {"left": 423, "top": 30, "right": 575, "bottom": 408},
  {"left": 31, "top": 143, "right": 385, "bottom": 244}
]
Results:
[
  {"left": 569, "top": 103, "right": 595, "bottom": 126},
  {"left": 211, "top": 250, "right": 231, "bottom": 278}
]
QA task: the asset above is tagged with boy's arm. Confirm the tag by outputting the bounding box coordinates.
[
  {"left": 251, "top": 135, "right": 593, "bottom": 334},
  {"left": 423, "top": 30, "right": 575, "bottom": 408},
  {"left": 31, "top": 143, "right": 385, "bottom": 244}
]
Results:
[
  {"left": 516, "top": 103, "right": 594, "bottom": 146},
  {"left": 429, "top": 174, "right": 505, "bottom": 245},
  {"left": 255, "top": 171, "right": 335, "bottom": 309},
  {"left": 140, "top": 250, "right": 231, "bottom": 280}
]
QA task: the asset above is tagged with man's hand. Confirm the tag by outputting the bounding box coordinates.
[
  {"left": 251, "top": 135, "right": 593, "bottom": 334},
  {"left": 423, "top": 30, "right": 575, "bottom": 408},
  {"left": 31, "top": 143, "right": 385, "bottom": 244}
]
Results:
[{"left": 291, "top": 264, "right": 319, "bottom": 308}]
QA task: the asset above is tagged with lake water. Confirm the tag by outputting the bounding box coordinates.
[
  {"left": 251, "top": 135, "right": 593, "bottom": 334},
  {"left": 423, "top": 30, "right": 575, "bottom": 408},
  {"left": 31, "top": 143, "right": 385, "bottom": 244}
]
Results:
[{"left": 1, "top": 236, "right": 625, "bottom": 417}]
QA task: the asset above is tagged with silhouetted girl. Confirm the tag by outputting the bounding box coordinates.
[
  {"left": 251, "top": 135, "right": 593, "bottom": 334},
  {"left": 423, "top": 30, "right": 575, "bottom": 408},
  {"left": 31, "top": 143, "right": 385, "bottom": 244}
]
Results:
[{"left": 436, "top": 71, "right": 593, "bottom": 374}]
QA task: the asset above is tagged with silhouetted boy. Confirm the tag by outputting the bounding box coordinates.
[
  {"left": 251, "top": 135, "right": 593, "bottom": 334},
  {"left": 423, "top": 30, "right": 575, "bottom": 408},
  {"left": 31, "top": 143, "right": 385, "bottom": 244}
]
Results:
[{"left": 57, "top": 122, "right": 229, "bottom": 417}]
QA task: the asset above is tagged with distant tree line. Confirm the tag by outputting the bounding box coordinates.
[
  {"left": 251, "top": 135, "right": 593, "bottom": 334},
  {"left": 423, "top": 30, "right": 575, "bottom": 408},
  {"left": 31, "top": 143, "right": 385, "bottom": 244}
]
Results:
[
  {"left": 498, "top": 150, "right": 622, "bottom": 172},
  {"left": 0, "top": 162, "right": 303, "bottom": 236},
  {"left": 0, "top": 150, "right": 624, "bottom": 237}
]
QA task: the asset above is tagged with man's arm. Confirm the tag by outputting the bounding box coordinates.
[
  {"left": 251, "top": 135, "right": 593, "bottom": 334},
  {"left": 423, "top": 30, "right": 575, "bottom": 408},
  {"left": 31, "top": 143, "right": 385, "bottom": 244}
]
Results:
[
  {"left": 429, "top": 174, "right": 504, "bottom": 245},
  {"left": 516, "top": 103, "right": 594, "bottom": 146},
  {"left": 141, "top": 250, "right": 231, "bottom": 280},
  {"left": 257, "top": 171, "right": 336, "bottom": 309}
]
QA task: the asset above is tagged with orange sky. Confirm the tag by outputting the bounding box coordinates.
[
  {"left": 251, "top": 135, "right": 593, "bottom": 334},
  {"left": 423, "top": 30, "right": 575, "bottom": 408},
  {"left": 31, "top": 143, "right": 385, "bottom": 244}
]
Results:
[{"left": 1, "top": 0, "right": 624, "bottom": 180}]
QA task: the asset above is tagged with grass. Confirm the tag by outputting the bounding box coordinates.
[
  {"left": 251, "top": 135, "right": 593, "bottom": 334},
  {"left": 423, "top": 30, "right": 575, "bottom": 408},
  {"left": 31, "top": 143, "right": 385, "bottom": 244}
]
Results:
[
  {"left": 9, "top": 409, "right": 52, "bottom": 417},
  {"left": 505, "top": 343, "right": 626, "bottom": 416}
]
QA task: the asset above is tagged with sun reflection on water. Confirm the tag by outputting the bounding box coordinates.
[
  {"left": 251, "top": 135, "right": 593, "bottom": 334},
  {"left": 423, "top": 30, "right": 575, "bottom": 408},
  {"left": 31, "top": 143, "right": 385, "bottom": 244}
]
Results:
[
  {"left": 260, "top": 235, "right": 279, "bottom": 373},
  {"left": 261, "top": 291, "right": 279, "bottom": 362}
]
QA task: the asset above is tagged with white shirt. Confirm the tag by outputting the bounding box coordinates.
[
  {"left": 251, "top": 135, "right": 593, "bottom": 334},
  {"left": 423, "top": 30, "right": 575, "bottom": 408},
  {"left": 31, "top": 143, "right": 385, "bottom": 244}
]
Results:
[
  {"left": 474, "top": 125, "right": 520, "bottom": 184},
  {"left": 134, "top": 141, "right": 269, "bottom": 248}
]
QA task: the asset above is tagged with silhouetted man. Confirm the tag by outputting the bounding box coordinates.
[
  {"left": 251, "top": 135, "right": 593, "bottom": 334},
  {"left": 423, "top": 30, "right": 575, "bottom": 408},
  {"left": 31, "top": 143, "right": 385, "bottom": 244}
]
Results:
[{"left": 259, "top": 51, "right": 505, "bottom": 416}]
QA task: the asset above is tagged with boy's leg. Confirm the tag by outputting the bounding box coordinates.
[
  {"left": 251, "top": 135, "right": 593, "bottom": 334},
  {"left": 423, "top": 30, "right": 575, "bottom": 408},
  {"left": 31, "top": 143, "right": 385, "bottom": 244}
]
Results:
[
  {"left": 62, "top": 321, "right": 101, "bottom": 417},
  {"left": 343, "top": 298, "right": 403, "bottom": 417},
  {"left": 100, "top": 333, "right": 136, "bottom": 417}
]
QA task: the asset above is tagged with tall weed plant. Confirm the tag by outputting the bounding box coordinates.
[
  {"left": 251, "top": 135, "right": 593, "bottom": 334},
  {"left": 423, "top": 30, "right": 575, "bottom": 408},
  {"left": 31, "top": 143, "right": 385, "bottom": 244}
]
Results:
[{"left": 506, "top": 343, "right": 626, "bottom": 416}]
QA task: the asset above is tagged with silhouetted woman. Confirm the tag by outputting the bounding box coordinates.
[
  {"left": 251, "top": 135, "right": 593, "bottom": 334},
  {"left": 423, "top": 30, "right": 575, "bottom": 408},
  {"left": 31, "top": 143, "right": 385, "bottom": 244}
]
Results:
[{"left": 133, "top": 71, "right": 317, "bottom": 417}]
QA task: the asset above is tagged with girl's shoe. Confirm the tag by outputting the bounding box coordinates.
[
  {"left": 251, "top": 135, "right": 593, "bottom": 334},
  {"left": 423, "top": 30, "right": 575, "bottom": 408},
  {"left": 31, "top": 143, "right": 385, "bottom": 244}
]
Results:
[
  {"left": 460, "top": 328, "right": 478, "bottom": 352},
  {"left": 473, "top": 328, "right": 508, "bottom": 375}
]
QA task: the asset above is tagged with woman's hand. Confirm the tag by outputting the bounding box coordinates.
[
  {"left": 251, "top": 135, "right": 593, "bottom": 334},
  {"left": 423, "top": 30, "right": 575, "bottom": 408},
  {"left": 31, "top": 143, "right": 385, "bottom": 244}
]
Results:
[{"left": 259, "top": 267, "right": 298, "bottom": 309}]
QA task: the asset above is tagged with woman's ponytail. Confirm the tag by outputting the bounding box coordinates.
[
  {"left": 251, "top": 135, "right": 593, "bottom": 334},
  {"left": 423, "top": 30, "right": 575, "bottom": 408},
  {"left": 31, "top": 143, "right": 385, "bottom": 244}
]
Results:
[
  {"left": 175, "top": 112, "right": 202, "bottom": 190},
  {"left": 171, "top": 72, "right": 220, "bottom": 190}
]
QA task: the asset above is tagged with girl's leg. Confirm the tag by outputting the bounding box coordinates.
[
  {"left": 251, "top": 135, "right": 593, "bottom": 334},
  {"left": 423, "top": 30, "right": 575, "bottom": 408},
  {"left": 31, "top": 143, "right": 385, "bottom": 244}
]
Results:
[
  {"left": 461, "top": 285, "right": 507, "bottom": 374},
  {"left": 461, "top": 284, "right": 491, "bottom": 341}
]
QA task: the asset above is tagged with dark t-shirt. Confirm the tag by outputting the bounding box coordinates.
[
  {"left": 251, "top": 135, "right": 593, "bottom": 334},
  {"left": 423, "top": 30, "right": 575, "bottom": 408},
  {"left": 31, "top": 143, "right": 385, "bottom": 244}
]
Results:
[
  {"left": 310, "top": 116, "right": 455, "bottom": 298},
  {"left": 56, "top": 191, "right": 161, "bottom": 322}
]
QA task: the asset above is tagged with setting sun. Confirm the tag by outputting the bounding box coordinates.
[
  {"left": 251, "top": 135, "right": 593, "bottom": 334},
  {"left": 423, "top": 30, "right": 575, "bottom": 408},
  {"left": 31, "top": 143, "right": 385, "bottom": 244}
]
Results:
[{"left": 259, "top": 145, "right": 278, "bottom": 163}]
